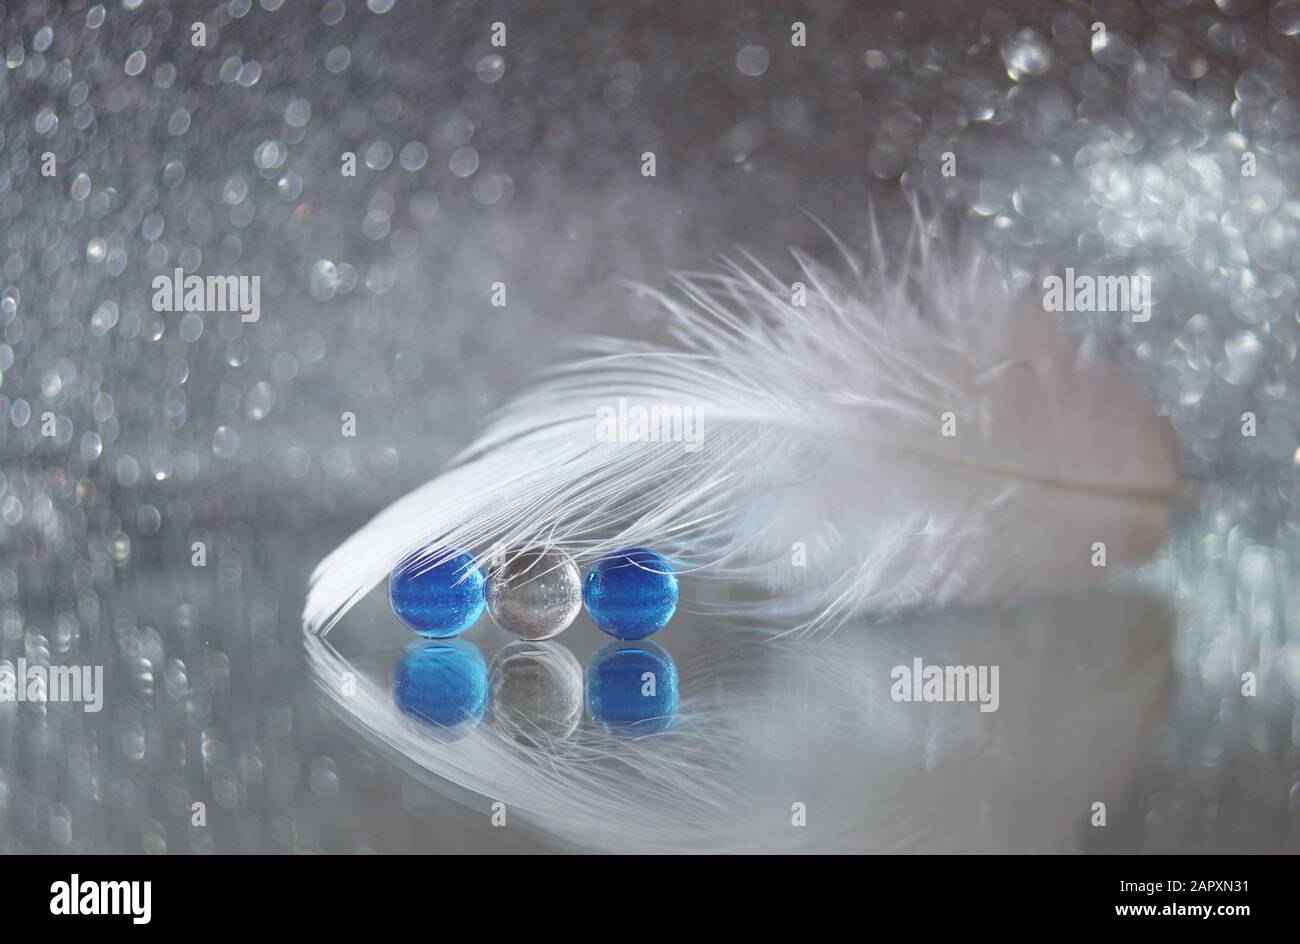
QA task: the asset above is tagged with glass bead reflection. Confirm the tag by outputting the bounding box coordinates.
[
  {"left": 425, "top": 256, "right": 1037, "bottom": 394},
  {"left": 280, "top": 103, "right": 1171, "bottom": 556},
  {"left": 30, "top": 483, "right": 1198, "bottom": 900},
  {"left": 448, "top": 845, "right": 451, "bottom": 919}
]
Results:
[
  {"left": 485, "top": 548, "right": 582, "bottom": 640},
  {"left": 391, "top": 640, "right": 487, "bottom": 741},
  {"left": 388, "top": 547, "right": 485, "bottom": 637},
  {"left": 586, "top": 640, "right": 678, "bottom": 733},
  {"left": 488, "top": 640, "right": 583, "bottom": 744}
]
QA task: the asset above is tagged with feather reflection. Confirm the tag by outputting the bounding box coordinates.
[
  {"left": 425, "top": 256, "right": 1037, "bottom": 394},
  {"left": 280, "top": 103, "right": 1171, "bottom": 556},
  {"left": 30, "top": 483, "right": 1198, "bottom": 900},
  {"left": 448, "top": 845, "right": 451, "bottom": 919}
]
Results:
[{"left": 312, "top": 584, "right": 1173, "bottom": 852}]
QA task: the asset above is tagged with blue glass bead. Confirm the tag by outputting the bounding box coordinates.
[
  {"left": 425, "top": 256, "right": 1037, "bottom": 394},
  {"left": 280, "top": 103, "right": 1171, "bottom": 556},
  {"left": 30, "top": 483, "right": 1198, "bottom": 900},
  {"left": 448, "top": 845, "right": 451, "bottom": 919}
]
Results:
[
  {"left": 388, "top": 548, "right": 485, "bottom": 637},
  {"left": 391, "top": 640, "right": 487, "bottom": 739},
  {"left": 582, "top": 547, "right": 678, "bottom": 639},
  {"left": 586, "top": 640, "right": 678, "bottom": 732}
]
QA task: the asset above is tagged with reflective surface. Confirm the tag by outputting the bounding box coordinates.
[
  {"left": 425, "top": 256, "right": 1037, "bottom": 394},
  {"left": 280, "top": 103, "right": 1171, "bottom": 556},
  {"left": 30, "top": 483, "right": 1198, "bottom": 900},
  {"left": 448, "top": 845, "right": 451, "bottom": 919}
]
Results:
[
  {"left": 310, "top": 569, "right": 1188, "bottom": 852},
  {"left": 488, "top": 640, "right": 584, "bottom": 744},
  {"left": 0, "top": 0, "right": 1297, "bottom": 852},
  {"left": 391, "top": 640, "right": 487, "bottom": 739},
  {"left": 586, "top": 641, "right": 679, "bottom": 732}
]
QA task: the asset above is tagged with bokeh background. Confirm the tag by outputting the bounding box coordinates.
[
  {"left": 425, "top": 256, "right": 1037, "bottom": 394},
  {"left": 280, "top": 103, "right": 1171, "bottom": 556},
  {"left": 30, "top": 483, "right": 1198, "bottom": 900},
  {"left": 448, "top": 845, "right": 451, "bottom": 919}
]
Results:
[{"left": 0, "top": 0, "right": 1297, "bottom": 852}]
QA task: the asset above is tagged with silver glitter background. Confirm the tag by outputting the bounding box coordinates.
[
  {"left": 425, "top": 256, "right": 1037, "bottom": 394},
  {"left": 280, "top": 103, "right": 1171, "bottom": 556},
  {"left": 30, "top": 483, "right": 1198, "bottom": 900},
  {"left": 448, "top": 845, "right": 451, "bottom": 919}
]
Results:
[{"left": 0, "top": 0, "right": 1297, "bottom": 852}]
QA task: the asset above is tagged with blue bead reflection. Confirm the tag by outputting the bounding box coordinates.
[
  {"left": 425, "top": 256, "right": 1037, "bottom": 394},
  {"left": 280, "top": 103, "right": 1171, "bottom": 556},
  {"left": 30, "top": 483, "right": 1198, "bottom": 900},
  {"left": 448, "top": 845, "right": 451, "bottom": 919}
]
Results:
[
  {"left": 388, "top": 547, "right": 485, "bottom": 637},
  {"left": 583, "top": 547, "right": 678, "bottom": 639},
  {"left": 391, "top": 640, "right": 487, "bottom": 740},
  {"left": 586, "top": 640, "right": 678, "bottom": 732}
]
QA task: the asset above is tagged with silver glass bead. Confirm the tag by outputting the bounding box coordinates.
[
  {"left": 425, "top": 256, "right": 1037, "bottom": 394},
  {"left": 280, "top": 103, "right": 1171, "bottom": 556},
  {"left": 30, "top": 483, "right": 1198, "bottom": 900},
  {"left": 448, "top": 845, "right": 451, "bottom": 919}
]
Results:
[{"left": 484, "top": 548, "right": 582, "bottom": 640}]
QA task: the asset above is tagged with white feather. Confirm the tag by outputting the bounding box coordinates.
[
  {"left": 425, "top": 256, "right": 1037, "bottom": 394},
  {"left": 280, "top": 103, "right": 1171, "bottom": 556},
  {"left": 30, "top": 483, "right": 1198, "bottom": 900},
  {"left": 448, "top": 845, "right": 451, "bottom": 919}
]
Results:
[
  {"left": 303, "top": 221, "right": 1180, "bottom": 639},
  {"left": 299, "top": 222, "right": 1184, "bottom": 852}
]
